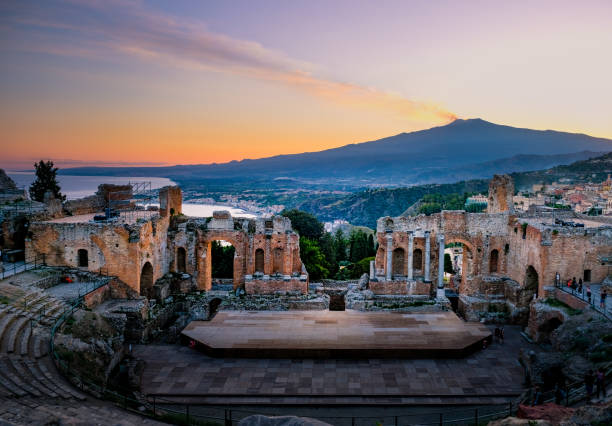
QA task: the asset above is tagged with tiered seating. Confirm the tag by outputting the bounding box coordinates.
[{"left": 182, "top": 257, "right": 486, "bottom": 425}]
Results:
[{"left": 0, "top": 290, "right": 85, "bottom": 401}]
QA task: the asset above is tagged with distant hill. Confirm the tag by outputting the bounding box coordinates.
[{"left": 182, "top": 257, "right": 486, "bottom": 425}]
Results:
[
  {"left": 60, "top": 118, "right": 612, "bottom": 187},
  {"left": 293, "top": 152, "right": 612, "bottom": 227}
]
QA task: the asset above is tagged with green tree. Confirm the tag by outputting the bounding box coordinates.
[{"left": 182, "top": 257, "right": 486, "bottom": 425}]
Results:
[
  {"left": 334, "top": 229, "right": 347, "bottom": 262},
  {"left": 367, "top": 234, "right": 376, "bottom": 257},
  {"left": 29, "top": 160, "right": 65, "bottom": 202},
  {"left": 444, "top": 252, "right": 454, "bottom": 274},
  {"left": 211, "top": 240, "right": 235, "bottom": 278},
  {"left": 349, "top": 229, "right": 369, "bottom": 262},
  {"left": 319, "top": 232, "right": 338, "bottom": 276},
  {"left": 281, "top": 209, "right": 324, "bottom": 241},
  {"left": 299, "top": 237, "right": 329, "bottom": 281}
]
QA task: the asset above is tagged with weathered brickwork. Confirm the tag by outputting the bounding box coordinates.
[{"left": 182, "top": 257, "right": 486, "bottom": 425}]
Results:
[
  {"left": 168, "top": 211, "right": 307, "bottom": 294},
  {"left": 372, "top": 175, "right": 612, "bottom": 316},
  {"left": 27, "top": 187, "right": 308, "bottom": 296}
]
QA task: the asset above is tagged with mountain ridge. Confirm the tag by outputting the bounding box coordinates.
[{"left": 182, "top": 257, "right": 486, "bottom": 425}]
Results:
[{"left": 59, "top": 118, "right": 612, "bottom": 187}]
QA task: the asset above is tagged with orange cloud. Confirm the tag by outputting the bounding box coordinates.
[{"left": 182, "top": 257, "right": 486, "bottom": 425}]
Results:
[{"left": 1, "top": 0, "right": 456, "bottom": 123}]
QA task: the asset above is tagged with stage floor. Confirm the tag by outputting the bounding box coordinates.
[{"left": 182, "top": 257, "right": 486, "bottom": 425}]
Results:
[{"left": 181, "top": 310, "right": 491, "bottom": 358}]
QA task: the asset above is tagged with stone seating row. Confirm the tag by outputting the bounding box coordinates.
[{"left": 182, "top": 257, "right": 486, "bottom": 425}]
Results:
[{"left": 0, "top": 293, "right": 85, "bottom": 401}]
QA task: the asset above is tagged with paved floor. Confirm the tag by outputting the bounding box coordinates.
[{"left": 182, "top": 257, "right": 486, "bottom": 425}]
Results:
[
  {"left": 137, "top": 323, "right": 535, "bottom": 405},
  {"left": 182, "top": 311, "right": 491, "bottom": 358}
]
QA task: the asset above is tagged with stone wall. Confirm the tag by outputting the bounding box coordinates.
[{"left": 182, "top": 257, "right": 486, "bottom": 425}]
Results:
[
  {"left": 26, "top": 214, "right": 170, "bottom": 295},
  {"left": 370, "top": 175, "right": 611, "bottom": 324},
  {"left": 244, "top": 278, "right": 308, "bottom": 295},
  {"left": 369, "top": 280, "right": 431, "bottom": 295},
  {"left": 167, "top": 211, "right": 308, "bottom": 294},
  {"left": 159, "top": 186, "right": 182, "bottom": 217}
]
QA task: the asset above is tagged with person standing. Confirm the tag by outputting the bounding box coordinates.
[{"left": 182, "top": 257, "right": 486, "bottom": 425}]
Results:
[
  {"left": 555, "top": 271, "right": 560, "bottom": 287},
  {"left": 601, "top": 289, "right": 608, "bottom": 310},
  {"left": 587, "top": 285, "right": 592, "bottom": 304},
  {"left": 578, "top": 278, "right": 583, "bottom": 294}
]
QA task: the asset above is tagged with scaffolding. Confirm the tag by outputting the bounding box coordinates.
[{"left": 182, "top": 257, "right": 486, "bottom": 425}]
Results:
[{"left": 98, "top": 181, "right": 157, "bottom": 223}]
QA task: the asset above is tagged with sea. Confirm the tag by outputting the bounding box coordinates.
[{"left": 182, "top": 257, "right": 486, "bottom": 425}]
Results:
[{"left": 7, "top": 172, "right": 256, "bottom": 218}]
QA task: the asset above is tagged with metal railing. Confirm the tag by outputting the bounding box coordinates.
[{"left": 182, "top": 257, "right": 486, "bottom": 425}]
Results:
[
  {"left": 554, "top": 281, "right": 611, "bottom": 321},
  {"left": 0, "top": 254, "right": 47, "bottom": 280}
]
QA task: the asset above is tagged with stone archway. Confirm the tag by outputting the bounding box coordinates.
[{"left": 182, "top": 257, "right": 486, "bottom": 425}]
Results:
[
  {"left": 140, "top": 262, "right": 154, "bottom": 298},
  {"left": 489, "top": 249, "right": 499, "bottom": 273},
  {"left": 255, "top": 248, "right": 265, "bottom": 274},
  {"left": 522, "top": 265, "right": 539, "bottom": 304},
  {"left": 77, "top": 249, "right": 88, "bottom": 268},
  {"left": 392, "top": 248, "right": 405, "bottom": 276},
  {"left": 413, "top": 248, "right": 423, "bottom": 272},
  {"left": 444, "top": 238, "right": 477, "bottom": 293},
  {"left": 176, "top": 247, "right": 186, "bottom": 273}
]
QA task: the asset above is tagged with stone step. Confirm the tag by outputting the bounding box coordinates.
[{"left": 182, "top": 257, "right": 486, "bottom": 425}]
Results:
[
  {"left": 4, "top": 315, "right": 29, "bottom": 353},
  {"left": 33, "top": 334, "right": 48, "bottom": 358},
  {"left": 8, "top": 355, "right": 58, "bottom": 398},
  {"left": 0, "top": 368, "right": 28, "bottom": 397},
  {"left": 0, "top": 312, "right": 19, "bottom": 350},
  {"left": 0, "top": 356, "right": 41, "bottom": 397},
  {"left": 16, "top": 293, "right": 47, "bottom": 311},
  {"left": 19, "top": 323, "right": 31, "bottom": 356},
  {"left": 37, "top": 357, "right": 87, "bottom": 401},
  {"left": 22, "top": 358, "right": 70, "bottom": 400}
]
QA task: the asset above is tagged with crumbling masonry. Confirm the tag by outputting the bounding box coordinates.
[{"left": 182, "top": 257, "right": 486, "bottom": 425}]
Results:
[{"left": 26, "top": 186, "right": 308, "bottom": 296}]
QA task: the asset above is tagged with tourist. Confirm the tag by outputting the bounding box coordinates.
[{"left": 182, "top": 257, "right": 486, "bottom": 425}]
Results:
[
  {"left": 601, "top": 289, "right": 607, "bottom": 310},
  {"left": 585, "top": 370, "right": 595, "bottom": 402},
  {"left": 587, "top": 285, "right": 592, "bottom": 304},
  {"left": 555, "top": 271, "right": 560, "bottom": 287},
  {"left": 494, "top": 326, "right": 500, "bottom": 343},
  {"left": 596, "top": 368, "right": 606, "bottom": 399},
  {"left": 572, "top": 277, "right": 577, "bottom": 291},
  {"left": 578, "top": 278, "right": 583, "bottom": 294},
  {"left": 531, "top": 385, "right": 543, "bottom": 406},
  {"left": 499, "top": 326, "right": 504, "bottom": 344}
]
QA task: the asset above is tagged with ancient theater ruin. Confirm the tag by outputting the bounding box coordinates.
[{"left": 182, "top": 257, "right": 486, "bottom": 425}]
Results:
[
  {"left": 371, "top": 174, "right": 612, "bottom": 321},
  {"left": 25, "top": 185, "right": 308, "bottom": 297}
]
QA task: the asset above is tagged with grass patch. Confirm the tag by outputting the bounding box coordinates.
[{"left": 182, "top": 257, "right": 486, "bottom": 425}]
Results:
[
  {"left": 0, "top": 295, "right": 10, "bottom": 305},
  {"left": 543, "top": 298, "right": 582, "bottom": 315}
]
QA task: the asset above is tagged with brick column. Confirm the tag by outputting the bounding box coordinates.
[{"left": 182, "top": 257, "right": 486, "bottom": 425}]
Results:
[
  {"left": 437, "top": 234, "right": 445, "bottom": 299},
  {"left": 407, "top": 232, "right": 414, "bottom": 280},
  {"left": 385, "top": 232, "right": 393, "bottom": 281},
  {"left": 424, "top": 231, "right": 431, "bottom": 282}
]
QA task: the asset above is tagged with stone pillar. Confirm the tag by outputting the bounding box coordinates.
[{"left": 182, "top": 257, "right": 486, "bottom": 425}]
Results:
[
  {"left": 437, "top": 234, "right": 445, "bottom": 299},
  {"left": 264, "top": 234, "right": 271, "bottom": 276},
  {"left": 369, "top": 260, "right": 375, "bottom": 280},
  {"left": 424, "top": 231, "right": 431, "bottom": 282},
  {"left": 407, "top": 232, "right": 414, "bottom": 280},
  {"left": 385, "top": 232, "right": 393, "bottom": 281}
]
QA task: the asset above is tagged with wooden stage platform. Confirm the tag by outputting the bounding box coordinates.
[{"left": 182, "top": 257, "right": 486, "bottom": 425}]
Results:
[{"left": 181, "top": 310, "right": 492, "bottom": 358}]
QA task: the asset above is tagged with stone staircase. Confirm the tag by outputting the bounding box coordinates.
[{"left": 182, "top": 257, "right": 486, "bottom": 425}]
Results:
[{"left": 0, "top": 292, "right": 87, "bottom": 401}]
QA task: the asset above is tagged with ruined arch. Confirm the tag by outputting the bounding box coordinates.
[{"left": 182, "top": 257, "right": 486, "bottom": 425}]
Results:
[
  {"left": 255, "top": 248, "right": 265, "bottom": 273},
  {"left": 489, "top": 249, "right": 499, "bottom": 273},
  {"left": 392, "top": 248, "right": 405, "bottom": 276},
  {"left": 413, "top": 248, "right": 423, "bottom": 272},
  {"left": 522, "top": 265, "right": 539, "bottom": 304},
  {"left": 77, "top": 249, "right": 88, "bottom": 268},
  {"left": 176, "top": 247, "right": 186, "bottom": 273},
  {"left": 444, "top": 238, "right": 477, "bottom": 292},
  {"left": 140, "top": 262, "right": 154, "bottom": 298}
]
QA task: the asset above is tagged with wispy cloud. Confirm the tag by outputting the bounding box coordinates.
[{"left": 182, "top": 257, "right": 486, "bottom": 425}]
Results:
[{"left": 1, "top": 0, "right": 456, "bottom": 122}]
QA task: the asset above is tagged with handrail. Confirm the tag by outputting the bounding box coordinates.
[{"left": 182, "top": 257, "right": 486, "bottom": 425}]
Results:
[
  {"left": 0, "top": 254, "right": 47, "bottom": 280},
  {"left": 554, "top": 282, "right": 611, "bottom": 321}
]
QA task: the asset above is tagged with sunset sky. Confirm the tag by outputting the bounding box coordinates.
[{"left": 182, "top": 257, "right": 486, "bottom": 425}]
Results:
[{"left": 1, "top": 0, "right": 611, "bottom": 169}]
